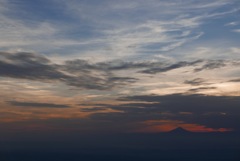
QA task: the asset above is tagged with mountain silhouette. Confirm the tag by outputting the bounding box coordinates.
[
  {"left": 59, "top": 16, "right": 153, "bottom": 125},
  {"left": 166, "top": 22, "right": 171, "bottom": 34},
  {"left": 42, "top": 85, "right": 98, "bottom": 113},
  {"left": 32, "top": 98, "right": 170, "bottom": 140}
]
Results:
[{"left": 167, "top": 127, "right": 192, "bottom": 134}]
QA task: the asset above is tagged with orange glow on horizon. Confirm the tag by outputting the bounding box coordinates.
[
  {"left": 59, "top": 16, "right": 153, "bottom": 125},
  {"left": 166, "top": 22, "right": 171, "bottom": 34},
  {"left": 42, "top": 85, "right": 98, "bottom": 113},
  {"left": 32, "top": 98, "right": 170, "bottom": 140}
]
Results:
[
  {"left": 179, "top": 124, "right": 233, "bottom": 133},
  {"left": 134, "top": 120, "right": 233, "bottom": 133}
]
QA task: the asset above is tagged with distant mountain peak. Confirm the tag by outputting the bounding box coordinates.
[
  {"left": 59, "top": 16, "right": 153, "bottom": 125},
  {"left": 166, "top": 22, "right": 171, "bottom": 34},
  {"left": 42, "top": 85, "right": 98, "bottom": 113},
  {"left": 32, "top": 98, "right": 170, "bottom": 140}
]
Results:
[{"left": 168, "top": 127, "right": 191, "bottom": 134}]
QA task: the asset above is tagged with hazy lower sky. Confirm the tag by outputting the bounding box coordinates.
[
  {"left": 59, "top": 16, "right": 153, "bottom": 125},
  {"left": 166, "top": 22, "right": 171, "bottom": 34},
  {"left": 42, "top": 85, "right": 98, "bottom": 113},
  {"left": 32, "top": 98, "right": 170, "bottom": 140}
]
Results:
[{"left": 0, "top": 0, "right": 240, "bottom": 135}]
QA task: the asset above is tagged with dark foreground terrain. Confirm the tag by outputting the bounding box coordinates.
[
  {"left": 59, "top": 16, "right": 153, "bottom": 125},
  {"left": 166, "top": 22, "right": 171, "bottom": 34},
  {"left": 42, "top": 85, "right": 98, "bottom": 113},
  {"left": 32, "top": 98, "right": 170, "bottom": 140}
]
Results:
[{"left": 1, "top": 131, "right": 239, "bottom": 161}]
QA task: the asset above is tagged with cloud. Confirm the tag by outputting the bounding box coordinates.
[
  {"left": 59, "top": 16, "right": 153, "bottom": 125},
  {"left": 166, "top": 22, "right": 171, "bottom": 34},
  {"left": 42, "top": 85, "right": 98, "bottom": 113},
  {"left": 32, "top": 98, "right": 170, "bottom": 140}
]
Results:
[
  {"left": 225, "top": 21, "right": 238, "bottom": 26},
  {"left": 231, "top": 47, "right": 240, "bottom": 54},
  {"left": 187, "top": 87, "right": 217, "bottom": 92},
  {"left": 139, "top": 60, "right": 203, "bottom": 74},
  {"left": 194, "top": 60, "right": 226, "bottom": 72},
  {"left": 80, "top": 107, "right": 108, "bottom": 112},
  {"left": 49, "top": 0, "right": 238, "bottom": 60},
  {"left": 0, "top": 52, "right": 138, "bottom": 90},
  {"left": 229, "top": 78, "right": 240, "bottom": 82},
  {"left": 119, "top": 94, "right": 240, "bottom": 114},
  {"left": 95, "top": 60, "right": 161, "bottom": 71},
  {"left": 0, "top": 0, "right": 238, "bottom": 62},
  {"left": 184, "top": 78, "right": 206, "bottom": 86},
  {"left": 88, "top": 93, "right": 240, "bottom": 130},
  {"left": 61, "top": 58, "right": 240, "bottom": 76},
  {"left": 232, "top": 29, "right": 240, "bottom": 33},
  {"left": 1, "top": 51, "right": 240, "bottom": 95},
  {"left": 0, "top": 0, "right": 91, "bottom": 54},
  {"left": 9, "top": 101, "right": 70, "bottom": 108},
  {"left": 0, "top": 52, "right": 65, "bottom": 81}
]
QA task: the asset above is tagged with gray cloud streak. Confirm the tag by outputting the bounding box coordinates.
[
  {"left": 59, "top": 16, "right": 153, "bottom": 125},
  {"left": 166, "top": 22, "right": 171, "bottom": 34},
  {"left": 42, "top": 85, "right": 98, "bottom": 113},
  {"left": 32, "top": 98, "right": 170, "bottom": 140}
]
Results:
[
  {"left": 194, "top": 60, "right": 226, "bottom": 72},
  {"left": 139, "top": 60, "right": 204, "bottom": 74},
  {"left": 187, "top": 87, "right": 217, "bottom": 92},
  {"left": 0, "top": 52, "right": 138, "bottom": 90},
  {"left": 9, "top": 101, "right": 70, "bottom": 108},
  {"left": 229, "top": 78, "right": 240, "bottom": 82},
  {"left": 184, "top": 78, "right": 206, "bottom": 86}
]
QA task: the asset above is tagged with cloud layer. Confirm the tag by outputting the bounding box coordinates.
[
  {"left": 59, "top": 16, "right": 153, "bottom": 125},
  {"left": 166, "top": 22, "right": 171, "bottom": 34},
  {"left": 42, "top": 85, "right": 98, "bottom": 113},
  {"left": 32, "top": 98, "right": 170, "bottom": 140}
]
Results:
[
  {"left": 1, "top": 51, "right": 240, "bottom": 92},
  {"left": 85, "top": 93, "right": 240, "bottom": 131},
  {"left": 0, "top": 52, "right": 138, "bottom": 90}
]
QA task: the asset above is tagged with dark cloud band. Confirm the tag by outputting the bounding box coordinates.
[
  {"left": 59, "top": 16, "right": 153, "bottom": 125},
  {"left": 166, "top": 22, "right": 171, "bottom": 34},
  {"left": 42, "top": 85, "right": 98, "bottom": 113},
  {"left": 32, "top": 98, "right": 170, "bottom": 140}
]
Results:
[{"left": 9, "top": 101, "right": 70, "bottom": 108}]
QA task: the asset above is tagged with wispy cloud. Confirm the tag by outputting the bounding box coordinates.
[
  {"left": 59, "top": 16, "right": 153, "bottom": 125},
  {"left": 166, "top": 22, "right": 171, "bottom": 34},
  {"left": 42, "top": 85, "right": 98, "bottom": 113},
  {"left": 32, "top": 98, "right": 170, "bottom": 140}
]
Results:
[
  {"left": 9, "top": 101, "right": 70, "bottom": 108},
  {"left": 187, "top": 87, "right": 217, "bottom": 93},
  {"left": 0, "top": 0, "right": 237, "bottom": 60},
  {"left": 231, "top": 48, "right": 240, "bottom": 54},
  {"left": 225, "top": 21, "right": 239, "bottom": 26},
  {"left": 233, "top": 29, "right": 240, "bottom": 33}
]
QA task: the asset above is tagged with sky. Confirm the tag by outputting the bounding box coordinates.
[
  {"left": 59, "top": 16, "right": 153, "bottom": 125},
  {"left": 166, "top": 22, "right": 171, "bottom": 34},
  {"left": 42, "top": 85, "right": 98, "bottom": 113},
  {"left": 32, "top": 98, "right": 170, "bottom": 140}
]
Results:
[{"left": 0, "top": 0, "right": 240, "bottom": 137}]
